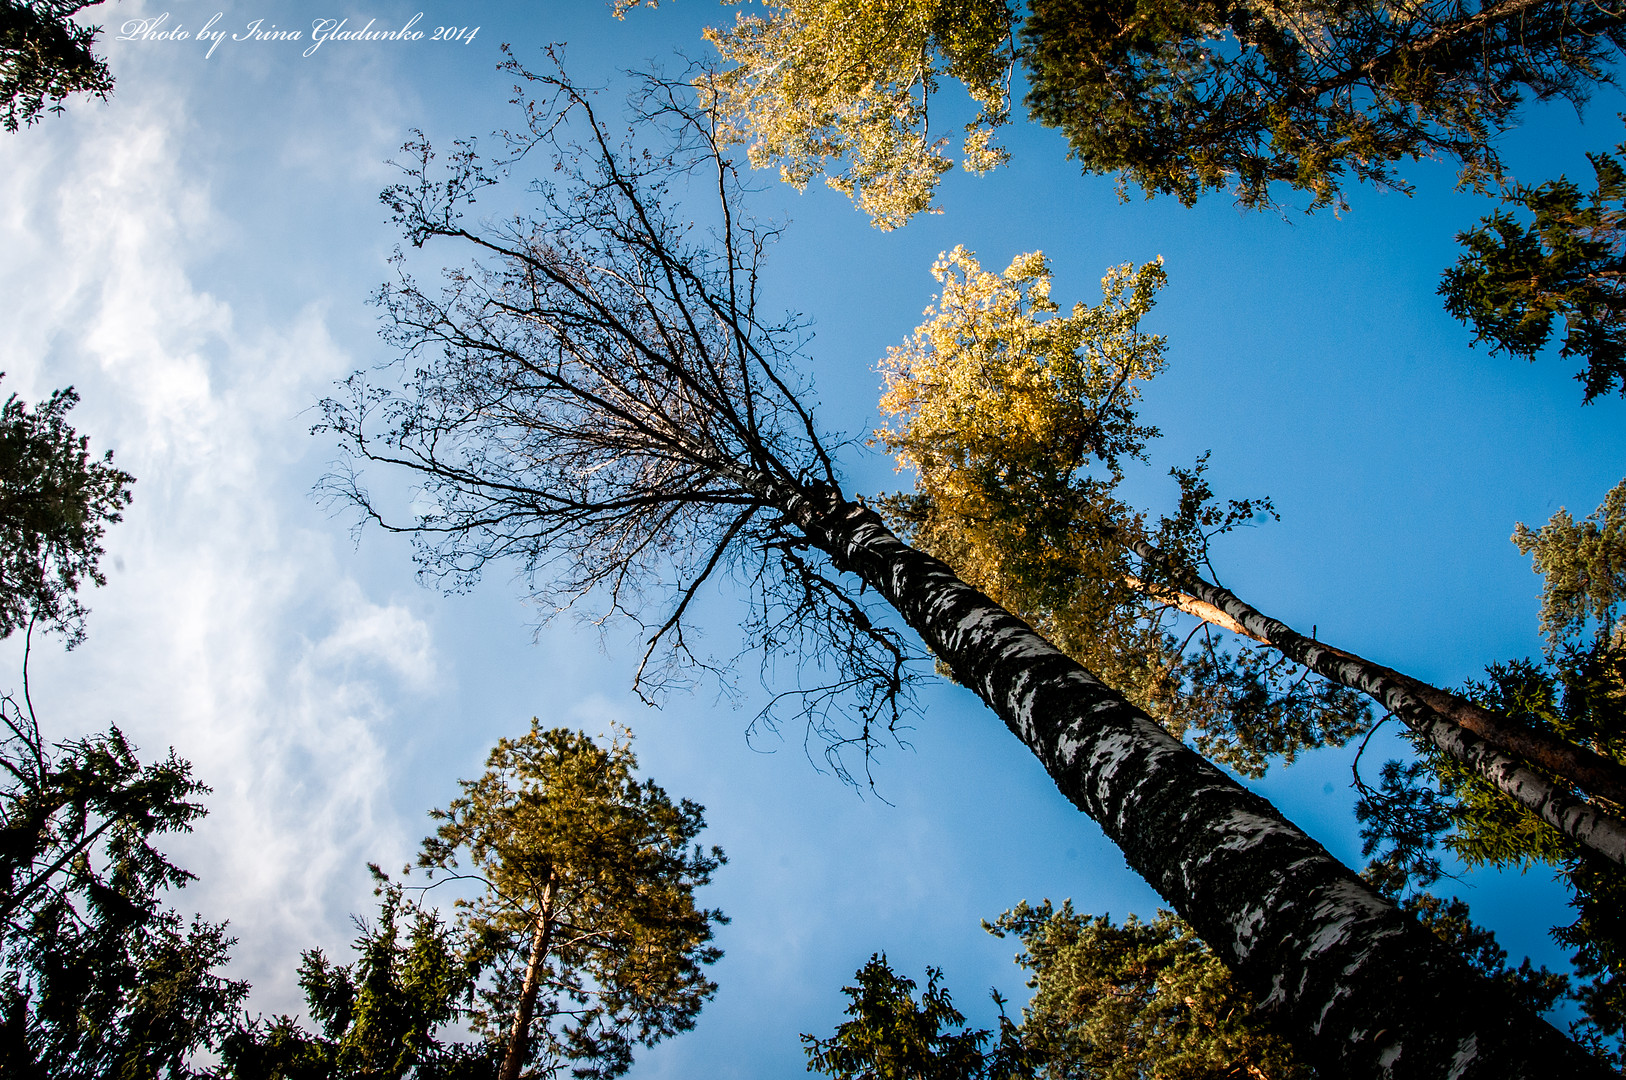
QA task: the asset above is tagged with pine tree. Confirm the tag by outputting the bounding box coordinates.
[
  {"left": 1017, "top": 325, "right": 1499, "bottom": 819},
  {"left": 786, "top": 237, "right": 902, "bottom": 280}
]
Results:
[
  {"left": 1357, "top": 478, "right": 1626, "bottom": 1066},
  {"left": 807, "top": 898, "right": 1572, "bottom": 1079},
  {"left": 1441, "top": 144, "right": 1626, "bottom": 403},
  {"left": 222, "top": 870, "right": 494, "bottom": 1080},
  {"left": 1020, "top": 0, "right": 1624, "bottom": 212},
  {"left": 873, "top": 246, "right": 1369, "bottom": 780},
  {"left": 0, "top": 384, "right": 238, "bottom": 1077},
  {"left": 874, "top": 245, "right": 1626, "bottom": 864},
  {"left": 803, "top": 955, "right": 1031, "bottom": 1080},
  {"left": 417, "top": 723, "right": 725, "bottom": 1080},
  {"left": 0, "top": 380, "right": 133, "bottom": 646},
  {"left": 989, "top": 902, "right": 1310, "bottom": 1079},
  {"left": 0, "top": 694, "right": 245, "bottom": 1078}
]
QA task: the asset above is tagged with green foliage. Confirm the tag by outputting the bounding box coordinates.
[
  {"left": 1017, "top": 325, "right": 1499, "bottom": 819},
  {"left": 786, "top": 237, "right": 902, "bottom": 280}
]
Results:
[
  {"left": 418, "top": 723, "right": 725, "bottom": 1080},
  {"left": 802, "top": 954, "right": 1030, "bottom": 1080},
  {"left": 1560, "top": 851, "right": 1626, "bottom": 1064},
  {"left": 988, "top": 901, "right": 1309, "bottom": 1079},
  {"left": 874, "top": 249, "right": 1368, "bottom": 776},
  {"left": 223, "top": 870, "right": 493, "bottom": 1080},
  {"left": 815, "top": 900, "right": 1570, "bottom": 1080},
  {"left": 652, "top": 0, "right": 1626, "bottom": 223},
  {"left": 1357, "top": 650, "right": 1626, "bottom": 1066},
  {"left": 1021, "top": 0, "right": 1624, "bottom": 212},
  {"left": 1512, "top": 477, "right": 1626, "bottom": 655},
  {"left": 1442, "top": 146, "right": 1626, "bottom": 402},
  {"left": 0, "top": 384, "right": 228, "bottom": 1076},
  {"left": 0, "top": 381, "right": 134, "bottom": 646},
  {"left": 1357, "top": 482, "right": 1626, "bottom": 1065},
  {"left": 0, "top": 697, "right": 245, "bottom": 1078},
  {"left": 0, "top": 1, "right": 114, "bottom": 132}
]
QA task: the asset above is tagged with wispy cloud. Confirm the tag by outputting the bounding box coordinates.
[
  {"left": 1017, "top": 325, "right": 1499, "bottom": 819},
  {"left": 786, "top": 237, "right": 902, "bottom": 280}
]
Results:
[{"left": 0, "top": 49, "right": 436, "bottom": 1011}]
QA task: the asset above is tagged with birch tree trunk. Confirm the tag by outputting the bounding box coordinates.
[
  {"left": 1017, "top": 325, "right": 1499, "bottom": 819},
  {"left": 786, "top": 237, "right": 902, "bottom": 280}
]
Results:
[
  {"left": 1124, "top": 539, "right": 1626, "bottom": 864},
  {"left": 785, "top": 489, "right": 1611, "bottom": 1080},
  {"left": 499, "top": 878, "right": 557, "bottom": 1080}
]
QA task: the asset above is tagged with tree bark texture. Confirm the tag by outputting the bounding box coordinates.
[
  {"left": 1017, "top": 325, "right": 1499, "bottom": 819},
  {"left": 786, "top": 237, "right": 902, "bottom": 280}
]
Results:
[
  {"left": 1126, "top": 540, "right": 1626, "bottom": 864},
  {"left": 499, "top": 879, "right": 557, "bottom": 1080},
  {"left": 787, "top": 492, "right": 1610, "bottom": 1080}
]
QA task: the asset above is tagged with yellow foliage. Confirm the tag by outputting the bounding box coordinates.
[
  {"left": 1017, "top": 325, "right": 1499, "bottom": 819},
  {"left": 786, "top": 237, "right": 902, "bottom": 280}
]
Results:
[
  {"left": 699, "top": 0, "right": 1016, "bottom": 229},
  {"left": 875, "top": 248, "right": 1187, "bottom": 731},
  {"left": 877, "top": 246, "right": 1167, "bottom": 481},
  {"left": 876, "top": 250, "right": 1370, "bottom": 773}
]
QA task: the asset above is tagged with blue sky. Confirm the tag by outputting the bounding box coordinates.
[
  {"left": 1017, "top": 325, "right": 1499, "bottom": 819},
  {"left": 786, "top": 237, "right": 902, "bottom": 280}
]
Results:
[{"left": 3, "top": 2, "right": 1625, "bottom": 1075}]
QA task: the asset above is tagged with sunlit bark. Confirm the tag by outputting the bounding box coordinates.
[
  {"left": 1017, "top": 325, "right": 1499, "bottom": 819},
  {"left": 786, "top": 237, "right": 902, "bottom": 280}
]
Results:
[{"left": 1126, "top": 537, "right": 1626, "bottom": 863}]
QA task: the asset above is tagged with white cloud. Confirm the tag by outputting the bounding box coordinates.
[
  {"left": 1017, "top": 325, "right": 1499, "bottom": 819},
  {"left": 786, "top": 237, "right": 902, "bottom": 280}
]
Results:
[{"left": 0, "top": 46, "right": 437, "bottom": 1013}]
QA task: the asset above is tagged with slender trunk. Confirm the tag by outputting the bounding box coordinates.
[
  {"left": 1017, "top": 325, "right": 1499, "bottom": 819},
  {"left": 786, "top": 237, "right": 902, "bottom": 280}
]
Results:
[
  {"left": 783, "top": 489, "right": 1608, "bottom": 1080},
  {"left": 1126, "top": 540, "right": 1626, "bottom": 864},
  {"left": 1123, "top": 574, "right": 1252, "bottom": 637},
  {"left": 499, "top": 878, "right": 557, "bottom": 1080}
]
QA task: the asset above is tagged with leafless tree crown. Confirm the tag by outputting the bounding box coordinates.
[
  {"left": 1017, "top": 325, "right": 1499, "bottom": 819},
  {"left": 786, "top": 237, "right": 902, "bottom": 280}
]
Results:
[{"left": 319, "top": 54, "right": 913, "bottom": 784}]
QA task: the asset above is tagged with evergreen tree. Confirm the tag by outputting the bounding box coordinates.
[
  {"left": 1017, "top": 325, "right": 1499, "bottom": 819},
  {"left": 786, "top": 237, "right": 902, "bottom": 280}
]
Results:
[
  {"left": 0, "top": 380, "right": 134, "bottom": 646},
  {"left": 989, "top": 902, "right": 1310, "bottom": 1079},
  {"left": 1020, "top": 0, "right": 1624, "bottom": 212},
  {"left": 0, "top": 382, "right": 239, "bottom": 1076},
  {"left": 223, "top": 870, "right": 494, "bottom": 1080},
  {"left": 0, "top": 694, "right": 245, "bottom": 1078},
  {"left": 417, "top": 723, "right": 725, "bottom": 1080},
  {"left": 1441, "top": 144, "right": 1626, "bottom": 403},
  {"left": 1357, "top": 477, "right": 1626, "bottom": 1066},
  {"left": 803, "top": 955, "right": 1031, "bottom": 1080},
  {"left": 873, "top": 244, "right": 1626, "bottom": 864},
  {"left": 810, "top": 899, "right": 1571, "bottom": 1080},
  {"left": 873, "top": 246, "right": 1369, "bottom": 780},
  {"left": 1, "top": 1, "right": 115, "bottom": 131}
]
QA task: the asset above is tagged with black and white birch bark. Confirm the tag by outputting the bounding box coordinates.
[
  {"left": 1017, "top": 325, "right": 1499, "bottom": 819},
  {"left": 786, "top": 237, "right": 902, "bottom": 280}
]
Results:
[
  {"left": 1123, "top": 539, "right": 1626, "bottom": 865},
  {"left": 783, "top": 490, "right": 1611, "bottom": 1080}
]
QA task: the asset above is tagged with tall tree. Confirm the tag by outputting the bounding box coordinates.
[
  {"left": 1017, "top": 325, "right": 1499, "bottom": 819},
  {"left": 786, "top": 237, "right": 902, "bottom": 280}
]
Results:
[
  {"left": 988, "top": 902, "right": 1312, "bottom": 1079},
  {"left": 808, "top": 895, "right": 1569, "bottom": 1080},
  {"left": 1441, "top": 143, "right": 1626, "bottom": 403},
  {"left": 0, "top": 381, "right": 134, "bottom": 646},
  {"left": 321, "top": 62, "right": 1609, "bottom": 1077},
  {"left": 416, "top": 723, "right": 725, "bottom": 1080},
  {"left": 0, "top": 382, "right": 238, "bottom": 1077},
  {"left": 873, "top": 244, "right": 1626, "bottom": 865},
  {"left": 630, "top": 0, "right": 1626, "bottom": 225},
  {"left": 874, "top": 245, "right": 1370, "bottom": 780},
  {"left": 1514, "top": 477, "right": 1626, "bottom": 661},
  {"left": 1019, "top": 0, "right": 1625, "bottom": 212},
  {"left": 1, "top": 1, "right": 114, "bottom": 132}
]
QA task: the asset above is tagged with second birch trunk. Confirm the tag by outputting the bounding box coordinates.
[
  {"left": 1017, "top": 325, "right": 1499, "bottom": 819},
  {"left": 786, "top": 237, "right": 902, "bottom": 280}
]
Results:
[{"left": 1126, "top": 539, "right": 1626, "bottom": 864}]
